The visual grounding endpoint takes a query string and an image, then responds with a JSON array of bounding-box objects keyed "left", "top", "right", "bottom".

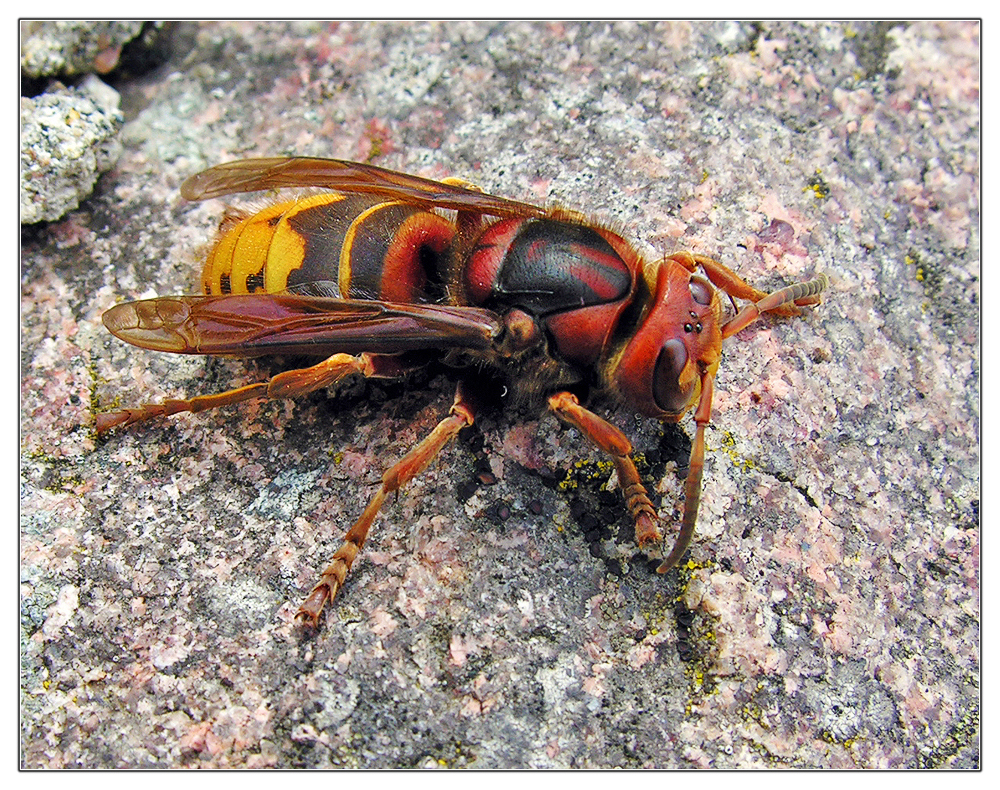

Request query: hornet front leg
[{"left": 548, "top": 375, "right": 714, "bottom": 574}]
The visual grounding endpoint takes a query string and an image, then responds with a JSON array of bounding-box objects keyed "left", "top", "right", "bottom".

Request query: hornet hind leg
[
  {"left": 296, "top": 384, "right": 477, "bottom": 626},
  {"left": 94, "top": 352, "right": 397, "bottom": 433}
]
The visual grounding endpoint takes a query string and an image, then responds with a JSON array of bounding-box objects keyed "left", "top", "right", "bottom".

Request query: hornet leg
[
  {"left": 548, "top": 373, "right": 716, "bottom": 574},
  {"left": 95, "top": 352, "right": 391, "bottom": 433},
  {"left": 548, "top": 392, "right": 662, "bottom": 547},
  {"left": 296, "top": 384, "right": 477, "bottom": 626}
]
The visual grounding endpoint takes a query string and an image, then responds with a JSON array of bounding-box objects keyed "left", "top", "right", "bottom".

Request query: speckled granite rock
[
  {"left": 20, "top": 20, "right": 144, "bottom": 77},
  {"left": 20, "top": 75, "right": 124, "bottom": 224}
]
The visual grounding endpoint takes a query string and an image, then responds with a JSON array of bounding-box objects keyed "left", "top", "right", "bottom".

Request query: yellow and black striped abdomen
[{"left": 202, "top": 193, "right": 456, "bottom": 305}]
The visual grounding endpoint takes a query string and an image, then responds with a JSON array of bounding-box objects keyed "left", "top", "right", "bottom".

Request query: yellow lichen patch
[
  {"left": 717, "top": 431, "right": 755, "bottom": 473},
  {"left": 557, "top": 457, "right": 615, "bottom": 491}
]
